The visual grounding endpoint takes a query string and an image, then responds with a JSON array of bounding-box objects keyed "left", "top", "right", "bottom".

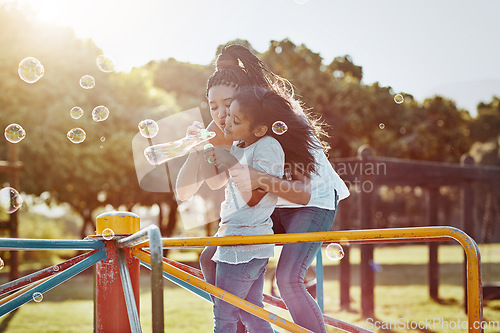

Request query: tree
[
  {"left": 470, "top": 96, "right": 500, "bottom": 143},
  {"left": 0, "top": 4, "right": 182, "bottom": 237}
]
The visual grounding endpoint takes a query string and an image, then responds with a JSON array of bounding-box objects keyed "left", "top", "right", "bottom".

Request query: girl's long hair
[{"left": 233, "top": 86, "right": 321, "bottom": 177}]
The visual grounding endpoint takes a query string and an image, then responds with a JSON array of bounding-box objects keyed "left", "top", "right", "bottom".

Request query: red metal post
[{"left": 95, "top": 212, "right": 141, "bottom": 333}]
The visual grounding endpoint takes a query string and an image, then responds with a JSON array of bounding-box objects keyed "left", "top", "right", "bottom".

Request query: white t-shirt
[
  {"left": 212, "top": 136, "right": 285, "bottom": 264},
  {"left": 277, "top": 147, "right": 350, "bottom": 209}
]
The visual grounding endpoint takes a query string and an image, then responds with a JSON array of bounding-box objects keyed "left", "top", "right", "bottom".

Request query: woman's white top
[{"left": 276, "top": 146, "right": 350, "bottom": 209}]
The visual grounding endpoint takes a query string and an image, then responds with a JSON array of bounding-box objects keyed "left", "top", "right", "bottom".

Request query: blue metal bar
[
  {"left": 0, "top": 238, "right": 104, "bottom": 250},
  {"left": 0, "top": 250, "right": 97, "bottom": 295},
  {"left": 148, "top": 226, "right": 164, "bottom": 333},
  {"left": 0, "top": 250, "right": 106, "bottom": 317},
  {"left": 315, "top": 250, "right": 324, "bottom": 313},
  {"left": 116, "top": 248, "right": 142, "bottom": 333}
]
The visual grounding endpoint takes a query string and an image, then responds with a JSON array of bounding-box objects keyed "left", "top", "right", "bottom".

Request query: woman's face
[{"left": 207, "top": 85, "right": 237, "bottom": 131}]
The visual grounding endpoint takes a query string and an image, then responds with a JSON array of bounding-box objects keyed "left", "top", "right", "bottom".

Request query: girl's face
[
  {"left": 224, "top": 100, "right": 261, "bottom": 146},
  {"left": 207, "top": 85, "right": 237, "bottom": 131}
]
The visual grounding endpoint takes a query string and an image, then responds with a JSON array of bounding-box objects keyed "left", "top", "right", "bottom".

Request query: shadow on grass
[
  {"left": 432, "top": 297, "right": 459, "bottom": 306},
  {"left": 0, "top": 309, "right": 18, "bottom": 333}
]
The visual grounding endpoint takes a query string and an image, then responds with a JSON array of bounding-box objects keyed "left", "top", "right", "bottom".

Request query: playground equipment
[
  {"left": 334, "top": 146, "right": 500, "bottom": 315},
  {"left": 0, "top": 211, "right": 484, "bottom": 332}
]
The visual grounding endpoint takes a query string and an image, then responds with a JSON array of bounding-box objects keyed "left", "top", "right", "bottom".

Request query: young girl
[{"left": 200, "top": 85, "right": 319, "bottom": 332}]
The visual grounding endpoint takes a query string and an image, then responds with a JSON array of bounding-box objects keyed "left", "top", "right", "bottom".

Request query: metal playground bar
[{"left": 0, "top": 212, "right": 483, "bottom": 332}]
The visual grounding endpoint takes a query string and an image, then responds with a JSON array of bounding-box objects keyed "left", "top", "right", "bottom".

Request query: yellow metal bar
[
  {"left": 131, "top": 248, "right": 312, "bottom": 333},
  {"left": 134, "top": 226, "right": 482, "bottom": 333}
]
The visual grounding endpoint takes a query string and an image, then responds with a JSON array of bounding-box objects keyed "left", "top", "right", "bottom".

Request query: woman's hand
[
  {"left": 203, "top": 146, "right": 237, "bottom": 168},
  {"left": 229, "top": 165, "right": 263, "bottom": 192}
]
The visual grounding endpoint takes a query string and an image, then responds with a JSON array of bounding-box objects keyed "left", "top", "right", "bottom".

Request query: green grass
[{"left": 0, "top": 244, "right": 499, "bottom": 332}]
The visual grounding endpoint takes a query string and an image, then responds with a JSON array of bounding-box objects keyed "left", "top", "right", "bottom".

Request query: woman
[{"left": 176, "top": 44, "right": 349, "bottom": 333}]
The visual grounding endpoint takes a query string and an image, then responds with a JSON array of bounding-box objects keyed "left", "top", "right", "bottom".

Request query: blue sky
[{"left": 7, "top": 0, "right": 500, "bottom": 116}]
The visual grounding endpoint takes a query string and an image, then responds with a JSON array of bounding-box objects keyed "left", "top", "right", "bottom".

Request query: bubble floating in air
[
  {"left": 4, "top": 124, "right": 26, "bottom": 143},
  {"left": 32, "top": 292, "right": 43, "bottom": 303},
  {"left": 272, "top": 121, "right": 288, "bottom": 135},
  {"left": 138, "top": 119, "right": 159, "bottom": 138},
  {"left": 204, "top": 143, "right": 214, "bottom": 150},
  {"left": 379, "top": 123, "right": 385, "bottom": 130},
  {"left": 325, "top": 243, "right": 344, "bottom": 261},
  {"left": 394, "top": 93, "right": 404, "bottom": 104},
  {"left": 102, "top": 228, "right": 115, "bottom": 240},
  {"left": 18, "top": 57, "right": 44, "bottom": 83},
  {"left": 80, "top": 75, "right": 95, "bottom": 89},
  {"left": 96, "top": 55, "right": 115, "bottom": 73},
  {"left": 92, "top": 106, "right": 109, "bottom": 122},
  {"left": 369, "top": 260, "right": 383, "bottom": 272},
  {"left": 0, "top": 187, "right": 23, "bottom": 214},
  {"left": 0, "top": 258, "right": 3, "bottom": 271},
  {"left": 70, "top": 106, "right": 84, "bottom": 119},
  {"left": 67, "top": 128, "right": 86, "bottom": 144},
  {"left": 100, "top": 136, "right": 106, "bottom": 142},
  {"left": 53, "top": 265, "right": 60, "bottom": 272}
]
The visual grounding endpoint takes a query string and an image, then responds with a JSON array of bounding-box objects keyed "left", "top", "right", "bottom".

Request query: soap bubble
[
  {"left": 80, "top": 75, "right": 95, "bottom": 89},
  {"left": 67, "top": 128, "right": 86, "bottom": 144},
  {"left": 4, "top": 124, "right": 26, "bottom": 143},
  {"left": 32, "top": 292, "right": 43, "bottom": 302},
  {"left": 0, "top": 258, "right": 3, "bottom": 270},
  {"left": 272, "top": 121, "right": 288, "bottom": 135},
  {"left": 96, "top": 55, "right": 115, "bottom": 73},
  {"left": 100, "top": 136, "right": 106, "bottom": 142},
  {"left": 102, "top": 228, "right": 115, "bottom": 240},
  {"left": 0, "top": 187, "right": 23, "bottom": 214},
  {"left": 394, "top": 94, "right": 404, "bottom": 104},
  {"left": 138, "top": 119, "right": 159, "bottom": 138},
  {"left": 207, "top": 156, "right": 215, "bottom": 164},
  {"left": 53, "top": 265, "right": 60, "bottom": 272},
  {"left": 70, "top": 106, "right": 84, "bottom": 119},
  {"left": 204, "top": 143, "right": 214, "bottom": 149},
  {"left": 379, "top": 123, "right": 385, "bottom": 130},
  {"left": 18, "top": 57, "right": 44, "bottom": 83},
  {"left": 325, "top": 243, "right": 344, "bottom": 261},
  {"left": 92, "top": 106, "right": 109, "bottom": 122},
  {"left": 369, "top": 260, "right": 383, "bottom": 272}
]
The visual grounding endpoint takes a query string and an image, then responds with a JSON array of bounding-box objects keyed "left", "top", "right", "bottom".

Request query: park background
[{"left": 0, "top": 0, "right": 499, "bottom": 332}]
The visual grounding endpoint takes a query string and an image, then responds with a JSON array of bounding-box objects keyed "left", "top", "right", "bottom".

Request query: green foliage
[
  {"left": 471, "top": 96, "right": 500, "bottom": 143},
  {"left": 146, "top": 58, "right": 212, "bottom": 123},
  {"left": 0, "top": 4, "right": 181, "bottom": 227},
  {"left": 259, "top": 39, "right": 475, "bottom": 161}
]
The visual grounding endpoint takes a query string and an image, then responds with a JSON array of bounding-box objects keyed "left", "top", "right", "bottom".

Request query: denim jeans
[
  {"left": 272, "top": 206, "right": 336, "bottom": 333},
  {"left": 200, "top": 247, "right": 273, "bottom": 333}
]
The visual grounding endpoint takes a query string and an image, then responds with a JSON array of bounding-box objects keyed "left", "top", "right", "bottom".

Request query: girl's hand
[
  {"left": 203, "top": 146, "right": 235, "bottom": 168},
  {"left": 186, "top": 121, "right": 205, "bottom": 152},
  {"left": 228, "top": 165, "right": 263, "bottom": 192}
]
